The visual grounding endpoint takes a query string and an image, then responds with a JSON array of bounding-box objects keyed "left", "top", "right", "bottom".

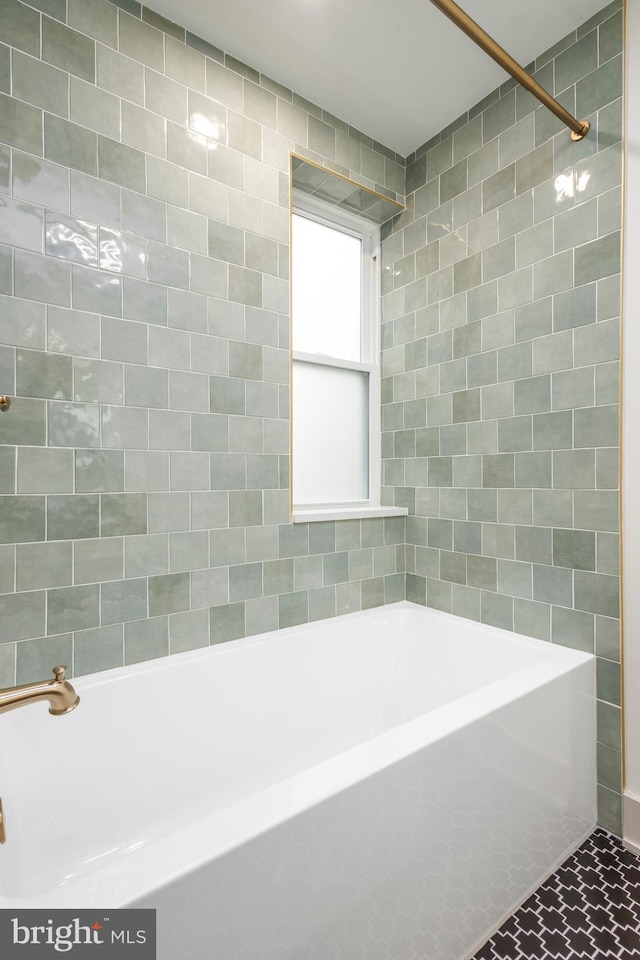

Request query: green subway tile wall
[
  {"left": 383, "top": 0, "right": 622, "bottom": 833},
  {"left": 0, "top": 0, "right": 624, "bottom": 834},
  {"left": 0, "top": 0, "right": 407, "bottom": 689}
]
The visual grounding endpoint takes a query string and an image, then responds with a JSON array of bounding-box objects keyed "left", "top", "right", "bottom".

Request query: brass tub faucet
[
  {"left": 0, "top": 666, "right": 79, "bottom": 843},
  {"left": 0, "top": 666, "right": 80, "bottom": 716}
]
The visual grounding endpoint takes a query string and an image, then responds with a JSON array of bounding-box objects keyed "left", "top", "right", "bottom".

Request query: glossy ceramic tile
[{"left": 382, "top": 3, "right": 622, "bottom": 831}]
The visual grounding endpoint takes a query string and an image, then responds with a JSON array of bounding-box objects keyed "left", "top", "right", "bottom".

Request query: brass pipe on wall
[{"left": 429, "top": 0, "right": 590, "bottom": 140}]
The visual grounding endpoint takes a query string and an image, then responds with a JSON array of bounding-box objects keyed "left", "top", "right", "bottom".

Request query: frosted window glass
[
  {"left": 293, "top": 362, "right": 369, "bottom": 503},
  {"left": 292, "top": 214, "right": 362, "bottom": 362}
]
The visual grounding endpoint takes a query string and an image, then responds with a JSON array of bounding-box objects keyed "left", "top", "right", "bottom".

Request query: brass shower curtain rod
[{"left": 428, "top": 0, "right": 590, "bottom": 140}]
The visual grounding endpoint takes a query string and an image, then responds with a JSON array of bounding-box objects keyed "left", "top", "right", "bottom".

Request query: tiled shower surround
[
  {"left": 0, "top": 0, "right": 406, "bottom": 686},
  {"left": 381, "top": 1, "right": 623, "bottom": 833},
  {"left": 0, "top": 0, "right": 623, "bottom": 832}
]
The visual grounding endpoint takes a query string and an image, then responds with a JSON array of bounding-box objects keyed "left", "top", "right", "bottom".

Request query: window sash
[
  {"left": 292, "top": 358, "right": 371, "bottom": 505},
  {"left": 291, "top": 194, "right": 381, "bottom": 513},
  {"left": 291, "top": 213, "right": 363, "bottom": 363},
  {"left": 292, "top": 191, "right": 379, "bottom": 370}
]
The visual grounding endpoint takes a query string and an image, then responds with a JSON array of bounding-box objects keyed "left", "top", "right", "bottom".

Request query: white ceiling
[{"left": 147, "top": 0, "right": 611, "bottom": 157}]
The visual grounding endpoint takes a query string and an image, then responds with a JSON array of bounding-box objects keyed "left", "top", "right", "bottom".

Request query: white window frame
[{"left": 291, "top": 191, "right": 406, "bottom": 523}]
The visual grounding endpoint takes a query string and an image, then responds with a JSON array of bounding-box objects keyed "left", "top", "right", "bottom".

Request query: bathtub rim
[{"left": 70, "top": 599, "right": 591, "bottom": 691}]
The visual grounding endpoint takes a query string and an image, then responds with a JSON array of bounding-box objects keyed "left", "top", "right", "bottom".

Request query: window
[{"left": 292, "top": 192, "right": 397, "bottom": 522}]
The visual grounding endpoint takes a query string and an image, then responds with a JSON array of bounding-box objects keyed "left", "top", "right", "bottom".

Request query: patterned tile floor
[{"left": 473, "top": 829, "right": 640, "bottom": 959}]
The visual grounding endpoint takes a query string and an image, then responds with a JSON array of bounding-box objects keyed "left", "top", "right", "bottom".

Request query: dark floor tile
[{"left": 473, "top": 830, "right": 640, "bottom": 959}]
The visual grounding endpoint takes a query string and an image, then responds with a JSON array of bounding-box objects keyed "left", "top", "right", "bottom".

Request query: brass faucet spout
[{"left": 0, "top": 665, "right": 80, "bottom": 716}]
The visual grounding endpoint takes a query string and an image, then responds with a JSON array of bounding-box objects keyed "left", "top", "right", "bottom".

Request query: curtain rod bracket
[{"left": 571, "top": 120, "right": 591, "bottom": 141}]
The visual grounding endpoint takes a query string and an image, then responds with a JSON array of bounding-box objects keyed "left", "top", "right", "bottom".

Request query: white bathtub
[{"left": 0, "top": 601, "right": 595, "bottom": 959}]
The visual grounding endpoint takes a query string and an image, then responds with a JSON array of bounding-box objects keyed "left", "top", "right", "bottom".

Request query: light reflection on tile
[
  {"left": 48, "top": 400, "right": 100, "bottom": 448},
  {"left": 188, "top": 91, "right": 226, "bottom": 146},
  {"left": 74, "top": 356, "right": 124, "bottom": 404},
  {"left": 47, "top": 305, "right": 100, "bottom": 358},
  {"left": 0, "top": 196, "right": 44, "bottom": 252},
  {"left": 13, "top": 152, "right": 70, "bottom": 212},
  {"left": 99, "top": 226, "right": 147, "bottom": 278},
  {"left": 15, "top": 250, "right": 71, "bottom": 307},
  {"left": 45, "top": 212, "right": 98, "bottom": 266},
  {"left": 72, "top": 264, "right": 122, "bottom": 316}
]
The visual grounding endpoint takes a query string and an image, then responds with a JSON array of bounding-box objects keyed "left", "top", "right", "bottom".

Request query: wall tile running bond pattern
[
  {"left": 0, "top": 0, "right": 406, "bottom": 686},
  {"left": 381, "top": 0, "right": 623, "bottom": 833},
  {"left": 0, "top": 0, "right": 623, "bottom": 832}
]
